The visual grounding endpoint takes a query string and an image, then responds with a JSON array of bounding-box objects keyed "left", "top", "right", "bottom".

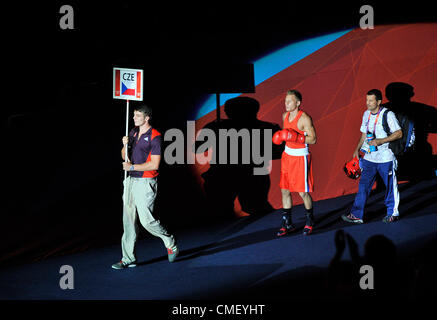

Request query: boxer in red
[{"left": 272, "top": 90, "right": 317, "bottom": 236}]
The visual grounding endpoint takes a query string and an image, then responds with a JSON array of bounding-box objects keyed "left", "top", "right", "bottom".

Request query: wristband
[{"left": 129, "top": 165, "right": 135, "bottom": 171}]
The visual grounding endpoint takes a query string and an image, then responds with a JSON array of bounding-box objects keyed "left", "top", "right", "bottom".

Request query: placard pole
[
  {"left": 124, "top": 99, "right": 130, "bottom": 180},
  {"left": 123, "top": 99, "right": 130, "bottom": 207}
]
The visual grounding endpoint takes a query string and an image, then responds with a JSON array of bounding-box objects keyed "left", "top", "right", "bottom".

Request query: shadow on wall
[
  {"left": 194, "top": 96, "right": 283, "bottom": 220},
  {"left": 382, "top": 82, "right": 437, "bottom": 182}
]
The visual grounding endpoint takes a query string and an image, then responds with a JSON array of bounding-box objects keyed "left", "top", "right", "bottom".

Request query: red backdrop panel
[{"left": 192, "top": 24, "right": 437, "bottom": 215}]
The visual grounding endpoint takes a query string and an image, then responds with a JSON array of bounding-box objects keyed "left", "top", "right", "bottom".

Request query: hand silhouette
[
  {"left": 335, "top": 229, "right": 346, "bottom": 254},
  {"left": 346, "top": 233, "right": 361, "bottom": 263}
]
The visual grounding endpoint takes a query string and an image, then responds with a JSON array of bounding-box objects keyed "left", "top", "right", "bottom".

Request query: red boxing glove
[
  {"left": 279, "top": 129, "right": 306, "bottom": 144},
  {"left": 272, "top": 130, "right": 283, "bottom": 145}
]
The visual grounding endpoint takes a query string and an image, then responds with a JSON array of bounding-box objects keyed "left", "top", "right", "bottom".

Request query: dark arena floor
[{"left": 2, "top": 179, "right": 436, "bottom": 305}]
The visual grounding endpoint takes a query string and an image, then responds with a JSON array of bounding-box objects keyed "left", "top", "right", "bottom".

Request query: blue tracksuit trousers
[{"left": 351, "top": 158, "right": 400, "bottom": 219}]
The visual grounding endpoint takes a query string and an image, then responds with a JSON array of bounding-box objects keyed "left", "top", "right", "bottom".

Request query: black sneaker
[
  {"left": 382, "top": 215, "right": 399, "bottom": 223},
  {"left": 111, "top": 260, "right": 137, "bottom": 269},
  {"left": 277, "top": 215, "right": 295, "bottom": 236},
  {"left": 303, "top": 225, "right": 314, "bottom": 236},
  {"left": 341, "top": 213, "right": 364, "bottom": 224},
  {"left": 303, "top": 213, "right": 315, "bottom": 235},
  {"left": 277, "top": 224, "right": 296, "bottom": 236}
]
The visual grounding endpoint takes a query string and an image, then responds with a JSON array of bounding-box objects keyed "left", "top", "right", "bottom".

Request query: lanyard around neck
[{"left": 366, "top": 107, "right": 383, "bottom": 134}]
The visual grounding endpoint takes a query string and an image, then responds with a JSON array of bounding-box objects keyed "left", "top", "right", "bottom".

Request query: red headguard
[{"left": 344, "top": 156, "right": 361, "bottom": 179}]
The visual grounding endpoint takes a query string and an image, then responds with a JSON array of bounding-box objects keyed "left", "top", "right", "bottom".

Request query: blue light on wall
[{"left": 195, "top": 29, "right": 353, "bottom": 120}]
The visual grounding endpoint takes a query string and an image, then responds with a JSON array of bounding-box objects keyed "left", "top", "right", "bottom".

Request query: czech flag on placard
[
  {"left": 113, "top": 68, "right": 143, "bottom": 101},
  {"left": 122, "top": 81, "right": 135, "bottom": 96}
]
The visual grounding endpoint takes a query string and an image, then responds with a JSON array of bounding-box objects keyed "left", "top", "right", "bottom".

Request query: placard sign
[{"left": 113, "top": 67, "right": 143, "bottom": 101}]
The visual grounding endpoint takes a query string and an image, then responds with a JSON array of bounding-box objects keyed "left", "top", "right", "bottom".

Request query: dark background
[{"left": 2, "top": 1, "right": 436, "bottom": 266}]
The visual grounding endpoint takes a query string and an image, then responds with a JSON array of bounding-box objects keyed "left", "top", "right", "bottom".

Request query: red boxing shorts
[{"left": 279, "top": 151, "right": 314, "bottom": 193}]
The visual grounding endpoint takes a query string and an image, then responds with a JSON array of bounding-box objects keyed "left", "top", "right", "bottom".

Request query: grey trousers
[{"left": 121, "top": 176, "right": 176, "bottom": 264}]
